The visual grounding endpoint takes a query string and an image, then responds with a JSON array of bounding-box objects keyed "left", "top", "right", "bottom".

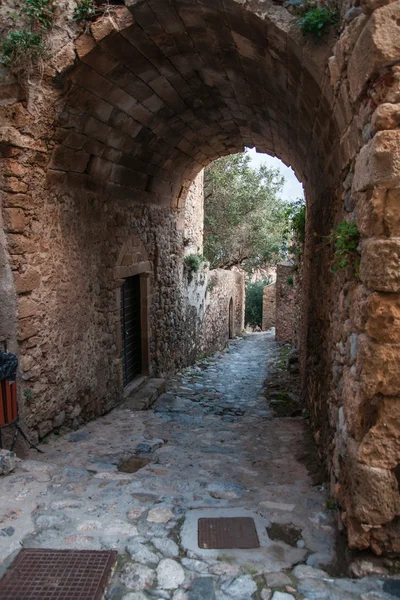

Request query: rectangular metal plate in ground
[
  {"left": 0, "top": 549, "right": 117, "bottom": 600},
  {"left": 198, "top": 517, "right": 260, "bottom": 549}
]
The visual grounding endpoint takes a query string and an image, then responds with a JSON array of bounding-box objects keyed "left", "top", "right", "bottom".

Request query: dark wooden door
[
  {"left": 120, "top": 275, "right": 142, "bottom": 386},
  {"left": 229, "top": 298, "right": 234, "bottom": 339}
]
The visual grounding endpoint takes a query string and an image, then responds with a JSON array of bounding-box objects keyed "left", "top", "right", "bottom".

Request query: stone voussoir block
[
  {"left": 110, "top": 164, "right": 148, "bottom": 189},
  {"left": 360, "top": 238, "right": 400, "bottom": 292},
  {"left": 49, "top": 145, "right": 90, "bottom": 173},
  {"left": 91, "top": 7, "right": 134, "bottom": 43}
]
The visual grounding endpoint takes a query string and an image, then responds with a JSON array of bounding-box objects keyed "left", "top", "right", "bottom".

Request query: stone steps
[{"left": 123, "top": 378, "right": 166, "bottom": 411}]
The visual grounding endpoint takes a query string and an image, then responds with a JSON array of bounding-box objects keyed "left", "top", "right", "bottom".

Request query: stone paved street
[{"left": 0, "top": 333, "right": 398, "bottom": 599}]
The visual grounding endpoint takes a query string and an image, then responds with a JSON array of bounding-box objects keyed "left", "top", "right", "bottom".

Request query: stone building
[
  {"left": 1, "top": 0, "right": 400, "bottom": 554},
  {"left": 262, "top": 283, "right": 276, "bottom": 331},
  {"left": 275, "top": 262, "right": 296, "bottom": 343}
]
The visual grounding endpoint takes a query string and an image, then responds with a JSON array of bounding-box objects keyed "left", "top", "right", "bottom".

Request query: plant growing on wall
[
  {"left": 184, "top": 254, "right": 205, "bottom": 281},
  {"left": 73, "top": 0, "right": 96, "bottom": 20},
  {"left": 329, "top": 220, "right": 359, "bottom": 275},
  {"left": 22, "top": 0, "right": 54, "bottom": 30},
  {"left": 1, "top": 31, "right": 47, "bottom": 68},
  {"left": 287, "top": 275, "right": 294, "bottom": 286},
  {"left": 298, "top": 7, "right": 338, "bottom": 40},
  {"left": 284, "top": 199, "right": 306, "bottom": 246},
  {"left": 0, "top": 0, "right": 53, "bottom": 76}
]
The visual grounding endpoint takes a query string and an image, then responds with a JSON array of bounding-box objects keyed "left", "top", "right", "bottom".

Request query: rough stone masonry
[{"left": 0, "top": 0, "right": 400, "bottom": 554}]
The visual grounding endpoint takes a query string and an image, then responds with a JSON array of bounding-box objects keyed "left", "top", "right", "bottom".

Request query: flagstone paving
[{"left": 0, "top": 332, "right": 398, "bottom": 599}]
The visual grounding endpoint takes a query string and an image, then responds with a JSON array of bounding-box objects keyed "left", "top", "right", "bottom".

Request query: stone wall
[
  {"left": 262, "top": 283, "right": 276, "bottom": 331},
  {"left": 275, "top": 264, "right": 295, "bottom": 343},
  {"left": 184, "top": 266, "right": 245, "bottom": 362},
  {"left": 184, "top": 172, "right": 204, "bottom": 255},
  {"left": 292, "top": 253, "right": 304, "bottom": 351},
  {"left": 0, "top": 147, "right": 243, "bottom": 439},
  {"left": 303, "top": 1, "right": 400, "bottom": 554}
]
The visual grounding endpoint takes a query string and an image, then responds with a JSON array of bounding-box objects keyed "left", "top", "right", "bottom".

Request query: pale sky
[{"left": 246, "top": 147, "right": 304, "bottom": 203}]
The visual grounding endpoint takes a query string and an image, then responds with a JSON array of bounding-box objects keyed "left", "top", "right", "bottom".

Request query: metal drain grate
[
  {"left": 0, "top": 549, "right": 117, "bottom": 600},
  {"left": 198, "top": 517, "right": 260, "bottom": 549}
]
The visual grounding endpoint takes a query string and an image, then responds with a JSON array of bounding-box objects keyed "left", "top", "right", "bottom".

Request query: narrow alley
[{"left": 0, "top": 334, "right": 396, "bottom": 599}]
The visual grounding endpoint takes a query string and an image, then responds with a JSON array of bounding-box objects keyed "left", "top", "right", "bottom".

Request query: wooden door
[{"left": 120, "top": 276, "right": 142, "bottom": 386}]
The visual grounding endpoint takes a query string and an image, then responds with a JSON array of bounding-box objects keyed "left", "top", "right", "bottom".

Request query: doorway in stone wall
[
  {"left": 120, "top": 275, "right": 142, "bottom": 387},
  {"left": 229, "top": 298, "right": 234, "bottom": 339}
]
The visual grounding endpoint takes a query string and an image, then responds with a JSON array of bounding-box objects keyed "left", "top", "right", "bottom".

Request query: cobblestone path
[{"left": 0, "top": 333, "right": 397, "bottom": 599}]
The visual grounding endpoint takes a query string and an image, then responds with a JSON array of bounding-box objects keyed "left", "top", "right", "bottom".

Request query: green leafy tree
[
  {"left": 203, "top": 152, "right": 289, "bottom": 273},
  {"left": 245, "top": 278, "right": 272, "bottom": 329}
]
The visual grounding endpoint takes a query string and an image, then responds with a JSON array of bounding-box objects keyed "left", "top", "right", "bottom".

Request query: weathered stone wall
[
  {"left": 184, "top": 266, "right": 245, "bottom": 361},
  {"left": 292, "top": 253, "right": 303, "bottom": 351},
  {"left": 184, "top": 172, "right": 204, "bottom": 255},
  {"left": 301, "top": 0, "right": 400, "bottom": 554},
  {"left": 262, "top": 283, "right": 276, "bottom": 331},
  {"left": 0, "top": 154, "right": 242, "bottom": 439},
  {"left": 0, "top": 0, "right": 399, "bottom": 553},
  {"left": 275, "top": 264, "right": 295, "bottom": 343}
]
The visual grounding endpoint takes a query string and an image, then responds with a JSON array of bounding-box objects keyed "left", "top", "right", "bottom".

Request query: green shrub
[
  {"left": 284, "top": 199, "right": 306, "bottom": 246},
  {"left": 330, "top": 220, "right": 359, "bottom": 274},
  {"left": 22, "top": 0, "right": 54, "bottom": 29},
  {"left": 184, "top": 254, "right": 204, "bottom": 274},
  {"left": 23, "top": 389, "right": 33, "bottom": 402},
  {"left": 292, "top": 204, "right": 306, "bottom": 244},
  {"left": 1, "top": 0, "right": 53, "bottom": 71},
  {"left": 298, "top": 7, "right": 338, "bottom": 40},
  {"left": 1, "top": 30, "right": 48, "bottom": 68},
  {"left": 287, "top": 275, "right": 294, "bottom": 286},
  {"left": 245, "top": 278, "right": 271, "bottom": 329},
  {"left": 73, "top": 0, "right": 96, "bottom": 20}
]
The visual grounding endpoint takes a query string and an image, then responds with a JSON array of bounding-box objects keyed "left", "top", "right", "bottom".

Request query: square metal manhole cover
[
  {"left": 0, "top": 549, "right": 117, "bottom": 600},
  {"left": 198, "top": 517, "right": 260, "bottom": 549}
]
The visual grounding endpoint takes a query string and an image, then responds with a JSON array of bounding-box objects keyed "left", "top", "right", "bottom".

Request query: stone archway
[{"left": 0, "top": 0, "right": 399, "bottom": 554}]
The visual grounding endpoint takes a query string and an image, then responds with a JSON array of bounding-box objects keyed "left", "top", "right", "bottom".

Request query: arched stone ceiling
[{"left": 51, "top": 0, "right": 338, "bottom": 207}]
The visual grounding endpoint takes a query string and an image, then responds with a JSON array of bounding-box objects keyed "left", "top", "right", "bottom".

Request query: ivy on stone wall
[{"left": 0, "top": 0, "right": 53, "bottom": 75}]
